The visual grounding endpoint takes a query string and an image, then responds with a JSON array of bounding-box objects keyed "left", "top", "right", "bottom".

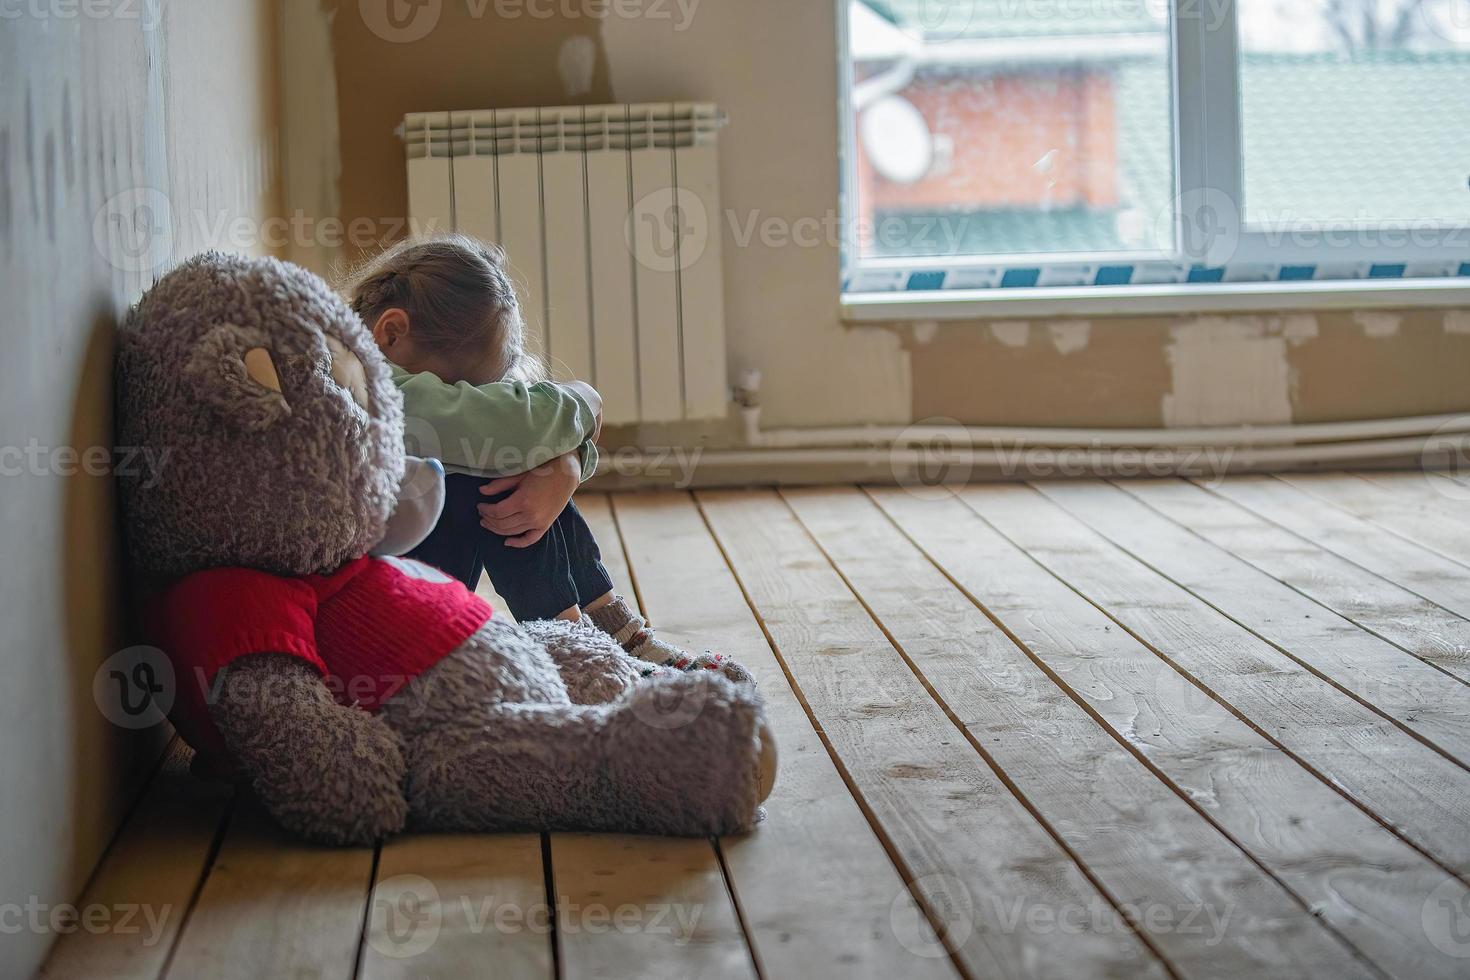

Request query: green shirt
[{"left": 391, "top": 365, "right": 599, "bottom": 481}]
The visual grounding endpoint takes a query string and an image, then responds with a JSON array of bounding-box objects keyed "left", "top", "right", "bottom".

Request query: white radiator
[{"left": 402, "top": 103, "right": 729, "bottom": 425}]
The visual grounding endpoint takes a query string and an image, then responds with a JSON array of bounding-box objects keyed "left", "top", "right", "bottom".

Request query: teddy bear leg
[
  {"left": 380, "top": 658, "right": 776, "bottom": 836},
  {"left": 208, "top": 654, "right": 410, "bottom": 846},
  {"left": 518, "top": 616, "right": 648, "bottom": 704}
]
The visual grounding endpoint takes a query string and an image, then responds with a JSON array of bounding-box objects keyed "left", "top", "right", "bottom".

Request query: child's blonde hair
[{"left": 341, "top": 234, "right": 542, "bottom": 382}]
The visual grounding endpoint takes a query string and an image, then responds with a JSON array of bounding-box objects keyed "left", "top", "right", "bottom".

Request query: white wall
[{"left": 0, "top": 3, "right": 279, "bottom": 976}]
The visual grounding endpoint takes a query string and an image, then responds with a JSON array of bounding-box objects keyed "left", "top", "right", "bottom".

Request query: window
[{"left": 841, "top": 0, "right": 1470, "bottom": 300}]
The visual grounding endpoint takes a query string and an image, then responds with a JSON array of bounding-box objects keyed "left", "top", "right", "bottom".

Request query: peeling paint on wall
[
  {"left": 558, "top": 36, "right": 598, "bottom": 97},
  {"left": 1281, "top": 314, "right": 1319, "bottom": 346},
  {"left": 910, "top": 319, "right": 939, "bottom": 345},
  {"left": 1162, "top": 319, "right": 1293, "bottom": 427},
  {"left": 1353, "top": 311, "right": 1403, "bottom": 338},
  {"left": 990, "top": 321, "right": 1031, "bottom": 347},
  {"left": 1048, "top": 320, "right": 1091, "bottom": 355}
]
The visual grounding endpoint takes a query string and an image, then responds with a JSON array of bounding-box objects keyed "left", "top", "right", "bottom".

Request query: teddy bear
[{"left": 113, "top": 251, "right": 776, "bottom": 846}]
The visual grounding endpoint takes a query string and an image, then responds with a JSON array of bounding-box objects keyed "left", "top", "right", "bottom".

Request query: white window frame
[{"left": 838, "top": 0, "right": 1470, "bottom": 319}]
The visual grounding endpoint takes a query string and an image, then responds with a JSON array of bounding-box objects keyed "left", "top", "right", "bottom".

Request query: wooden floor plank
[
  {"left": 697, "top": 489, "right": 1168, "bottom": 980},
  {"left": 1040, "top": 480, "right": 1470, "bottom": 765},
  {"left": 163, "top": 802, "right": 376, "bottom": 980},
  {"left": 360, "top": 834, "right": 551, "bottom": 979},
  {"left": 550, "top": 493, "right": 756, "bottom": 980},
  {"left": 40, "top": 742, "right": 230, "bottom": 980},
  {"left": 612, "top": 491, "right": 961, "bottom": 980},
  {"left": 1281, "top": 473, "right": 1470, "bottom": 569},
  {"left": 1151, "top": 478, "right": 1470, "bottom": 685},
  {"left": 956, "top": 483, "right": 1470, "bottom": 878},
  {"left": 551, "top": 835, "right": 756, "bottom": 980},
  {"left": 1201, "top": 475, "right": 1470, "bottom": 626},
  {"left": 785, "top": 487, "right": 1373, "bottom": 980},
  {"left": 1355, "top": 470, "right": 1470, "bottom": 511},
  {"left": 872, "top": 486, "right": 1470, "bottom": 980}
]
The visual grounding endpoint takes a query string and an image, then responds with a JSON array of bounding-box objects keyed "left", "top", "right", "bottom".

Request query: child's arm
[{"left": 393, "top": 367, "right": 600, "bottom": 479}]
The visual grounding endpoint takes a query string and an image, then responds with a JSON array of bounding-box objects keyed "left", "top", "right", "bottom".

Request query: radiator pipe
[
  {"left": 610, "top": 435, "right": 1449, "bottom": 474},
  {"left": 730, "top": 368, "right": 1469, "bottom": 451},
  {"left": 709, "top": 369, "right": 1466, "bottom": 472},
  {"left": 740, "top": 410, "right": 1470, "bottom": 451}
]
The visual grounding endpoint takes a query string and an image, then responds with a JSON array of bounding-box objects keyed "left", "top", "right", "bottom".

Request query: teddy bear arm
[{"left": 208, "top": 653, "right": 409, "bottom": 845}]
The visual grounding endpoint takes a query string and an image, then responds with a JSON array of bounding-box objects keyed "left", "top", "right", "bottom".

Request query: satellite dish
[{"left": 861, "top": 95, "right": 934, "bottom": 185}]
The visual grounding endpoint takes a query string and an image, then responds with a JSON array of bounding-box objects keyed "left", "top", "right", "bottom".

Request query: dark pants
[{"left": 408, "top": 473, "right": 615, "bottom": 622}]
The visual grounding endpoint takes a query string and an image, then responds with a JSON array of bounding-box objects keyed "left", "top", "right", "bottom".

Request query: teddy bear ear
[{"left": 185, "top": 323, "right": 292, "bottom": 432}]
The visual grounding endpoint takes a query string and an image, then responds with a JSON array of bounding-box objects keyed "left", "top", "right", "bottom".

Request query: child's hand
[{"left": 477, "top": 452, "right": 583, "bottom": 547}]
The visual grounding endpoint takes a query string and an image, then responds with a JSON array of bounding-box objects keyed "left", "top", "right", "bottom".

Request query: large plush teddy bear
[{"left": 114, "top": 251, "right": 775, "bottom": 845}]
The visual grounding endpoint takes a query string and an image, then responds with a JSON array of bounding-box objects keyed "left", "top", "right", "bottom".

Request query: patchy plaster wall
[
  {"left": 1, "top": 3, "right": 280, "bottom": 974},
  {"left": 1291, "top": 310, "right": 1470, "bottom": 422},
  {"left": 904, "top": 317, "right": 1171, "bottom": 428},
  {"left": 317, "top": 0, "right": 1464, "bottom": 441},
  {"left": 904, "top": 309, "right": 1470, "bottom": 429}
]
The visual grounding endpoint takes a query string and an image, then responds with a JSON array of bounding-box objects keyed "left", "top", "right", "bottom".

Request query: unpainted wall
[
  {"left": 903, "top": 310, "right": 1470, "bottom": 428},
  {"left": 0, "top": 2, "right": 280, "bottom": 975},
  {"left": 315, "top": 0, "right": 1466, "bottom": 437}
]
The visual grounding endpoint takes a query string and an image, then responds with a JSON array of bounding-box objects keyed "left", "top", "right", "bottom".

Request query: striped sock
[{"left": 587, "top": 596, "right": 754, "bottom": 683}]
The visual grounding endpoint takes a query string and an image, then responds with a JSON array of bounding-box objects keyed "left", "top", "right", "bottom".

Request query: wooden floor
[{"left": 42, "top": 472, "right": 1470, "bottom": 980}]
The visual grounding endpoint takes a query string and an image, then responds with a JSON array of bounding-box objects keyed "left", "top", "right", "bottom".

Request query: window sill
[{"left": 841, "top": 278, "right": 1470, "bottom": 323}]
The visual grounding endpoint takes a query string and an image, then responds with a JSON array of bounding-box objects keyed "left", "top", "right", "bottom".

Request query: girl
[{"left": 342, "top": 235, "right": 750, "bottom": 682}]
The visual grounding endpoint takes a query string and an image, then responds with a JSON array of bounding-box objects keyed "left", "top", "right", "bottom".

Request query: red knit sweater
[{"left": 142, "top": 555, "right": 493, "bottom": 771}]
